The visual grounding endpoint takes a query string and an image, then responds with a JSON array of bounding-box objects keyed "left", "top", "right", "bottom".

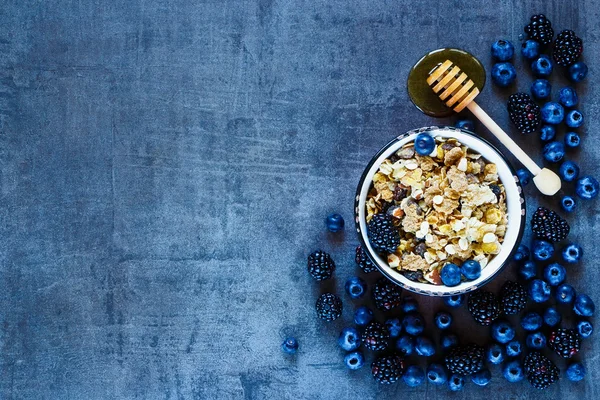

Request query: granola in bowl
[{"left": 365, "top": 136, "right": 508, "bottom": 286}]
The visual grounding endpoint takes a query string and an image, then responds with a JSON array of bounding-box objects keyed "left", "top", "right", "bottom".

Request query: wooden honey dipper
[{"left": 427, "top": 60, "right": 561, "bottom": 196}]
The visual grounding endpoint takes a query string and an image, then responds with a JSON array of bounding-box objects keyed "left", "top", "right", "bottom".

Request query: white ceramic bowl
[{"left": 354, "top": 126, "right": 525, "bottom": 296}]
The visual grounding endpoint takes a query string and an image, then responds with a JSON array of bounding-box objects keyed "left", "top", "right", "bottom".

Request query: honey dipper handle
[{"left": 467, "top": 101, "right": 540, "bottom": 175}]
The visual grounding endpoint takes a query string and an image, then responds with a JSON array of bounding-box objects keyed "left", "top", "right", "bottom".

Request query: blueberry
[
  {"left": 396, "top": 335, "right": 415, "bottom": 356},
  {"left": 539, "top": 125, "right": 556, "bottom": 142},
  {"left": 577, "top": 320, "right": 593, "bottom": 339},
  {"left": 385, "top": 318, "right": 402, "bottom": 338},
  {"left": 455, "top": 119, "right": 475, "bottom": 131},
  {"left": 505, "top": 340, "right": 522, "bottom": 358},
  {"left": 426, "top": 363, "right": 447, "bottom": 385},
  {"left": 532, "top": 239, "right": 554, "bottom": 261},
  {"left": 568, "top": 61, "right": 588, "bottom": 82},
  {"left": 491, "top": 62, "right": 517, "bottom": 87},
  {"left": 513, "top": 244, "right": 530, "bottom": 262},
  {"left": 281, "top": 337, "right": 299, "bottom": 354},
  {"left": 576, "top": 176, "right": 599, "bottom": 200},
  {"left": 531, "top": 54, "right": 553, "bottom": 77},
  {"left": 491, "top": 39, "right": 515, "bottom": 61},
  {"left": 415, "top": 336, "right": 436, "bottom": 357},
  {"left": 555, "top": 284, "right": 576, "bottom": 304},
  {"left": 492, "top": 319, "right": 516, "bottom": 344},
  {"left": 434, "top": 311, "right": 452, "bottom": 330},
  {"left": 354, "top": 306, "right": 374, "bottom": 326},
  {"left": 528, "top": 279, "right": 551, "bottom": 303},
  {"left": 441, "top": 263, "right": 461, "bottom": 286},
  {"left": 503, "top": 359, "right": 525, "bottom": 383},
  {"left": 486, "top": 343, "right": 505, "bottom": 365},
  {"left": 325, "top": 213, "right": 345, "bottom": 232},
  {"left": 526, "top": 331, "right": 546, "bottom": 349},
  {"left": 541, "top": 102, "right": 565, "bottom": 125},
  {"left": 415, "top": 133, "right": 436, "bottom": 156},
  {"left": 564, "top": 131, "right": 581, "bottom": 148},
  {"left": 345, "top": 276, "right": 366, "bottom": 299},
  {"left": 338, "top": 327, "right": 361, "bottom": 351},
  {"left": 530, "top": 79, "right": 551, "bottom": 99},
  {"left": 561, "top": 196, "right": 577, "bottom": 213},
  {"left": 566, "top": 110, "right": 584, "bottom": 128},
  {"left": 543, "top": 306, "right": 562, "bottom": 327},
  {"left": 574, "top": 294, "right": 595, "bottom": 317},
  {"left": 344, "top": 351, "right": 364, "bottom": 370},
  {"left": 521, "top": 312, "right": 543, "bottom": 331},
  {"left": 559, "top": 160, "right": 580, "bottom": 182},
  {"left": 519, "top": 260, "right": 537, "bottom": 281},
  {"left": 542, "top": 141, "right": 565, "bottom": 163},
  {"left": 440, "top": 333, "right": 459, "bottom": 349},
  {"left": 401, "top": 296, "right": 419, "bottom": 313},
  {"left": 543, "top": 263, "right": 566, "bottom": 286},
  {"left": 403, "top": 365, "right": 425, "bottom": 387},
  {"left": 402, "top": 312, "right": 425, "bottom": 336},
  {"left": 448, "top": 374, "right": 465, "bottom": 391},
  {"left": 559, "top": 87, "right": 579, "bottom": 108},
  {"left": 471, "top": 368, "right": 492, "bottom": 386},
  {"left": 521, "top": 40, "right": 540, "bottom": 59},
  {"left": 516, "top": 168, "right": 531, "bottom": 186},
  {"left": 461, "top": 260, "right": 481, "bottom": 280},
  {"left": 562, "top": 243, "right": 583, "bottom": 264},
  {"left": 566, "top": 362, "right": 586, "bottom": 382},
  {"left": 444, "top": 294, "right": 465, "bottom": 308}
]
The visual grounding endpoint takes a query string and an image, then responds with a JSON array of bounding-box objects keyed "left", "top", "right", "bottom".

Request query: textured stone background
[{"left": 0, "top": 0, "right": 598, "bottom": 399}]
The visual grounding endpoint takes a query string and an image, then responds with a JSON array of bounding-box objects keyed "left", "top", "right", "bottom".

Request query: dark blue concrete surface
[{"left": 1, "top": 1, "right": 598, "bottom": 399}]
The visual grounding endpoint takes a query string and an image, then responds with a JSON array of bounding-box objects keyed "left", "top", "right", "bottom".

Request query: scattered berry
[
  {"left": 345, "top": 276, "right": 366, "bottom": 299},
  {"left": 566, "top": 362, "right": 586, "bottom": 382},
  {"left": 445, "top": 344, "right": 484, "bottom": 375},
  {"left": 576, "top": 320, "right": 593, "bottom": 339},
  {"left": 372, "top": 278, "right": 402, "bottom": 311},
  {"left": 532, "top": 207, "right": 570, "bottom": 242},
  {"left": 521, "top": 39, "right": 540, "bottom": 59},
  {"left": 371, "top": 354, "right": 405, "bottom": 384},
  {"left": 492, "top": 320, "right": 516, "bottom": 344},
  {"left": 574, "top": 294, "right": 595, "bottom": 317},
  {"left": 441, "top": 263, "right": 461, "bottom": 286},
  {"left": 539, "top": 125, "right": 556, "bottom": 141},
  {"left": 531, "top": 54, "right": 553, "bottom": 77},
  {"left": 553, "top": 30, "right": 583, "bottom": 67},
  {"left": 532, "top": 239, "right": 554, "bottom": 261},
  {"left": 543, "top": 263, "right": 566, "bottom": 286},
  {"left": 566, "top": 109, "right": 584, "bottom": 128},
  {"left": 559, "top": 160, "right": 580, "bottom": 182},
  {"left": 440, "top": 333, "right": 459, "bottom": 349},
  {"left": 561, "top": 196, "right": 576, "bottom": 213},
  {"left": 491, "top": 62, "right": 517, "bottom": 87},
  {"left": 468, "top": 290, "right": 501, "bottom": 325},
  {"left": 491, "top": 39, "right": 515, "bottom": 61},
  {"left": 403, "top": 365, "right": 425, "bottom": 387},
  {"left": 514, "top": 244, "right": 530, "bottom": 262},
  {"left": 355, "top": 245, "right": 377, "bottom": 273},
  {"left": 396, "top": 335, "right": 415, "bottom": 356},
  {"left": 455, "top": 119, "right": 475, "bottom": 131},
  {"left": 562, "top": 243, "right": 582, "bottom": 264},
  {"left": 568, "top": 61, "right": 588, "bottom": 82},
  {"left": 555, "top": 284, "right": 576, "bottom": 304},
  {"left": 316, "top": 293, "right": 343, "bottom": 321},
  {"left": 385, "top": 318, "right": 402, "bottom": 338},
  {"left": 281, "top": 337, "right": 299, "bottom": 354},
  {"left": 415, "top": 336, "right": 436, "bottom": 357},
  {"left": 529, "top": 279, "right": 551, "bottom": 303},
  {"left": 414, "top": 133, "right": 436, "bottom": 156},
  {"left": 548, "top": 328, "right": 581, "bottom": 358},
  {"left": 564, "top": 131, "right": 580, "bottom": 148},
  {"left": 344, "top": 351, "right": 364, "bottom": 370},
  {"left": 521, "top": 312, "right": 543, "bottom": 331},
  {"left": 326, "top": 213, "right": 345, "bottom": 232},
  {"left": 519, "top": 260, "right": 537, "bottom": 281},
  {"left": 526, "top": 331, "right": 547, "bottom": 349},
  {"left": 524, "top": 351, "right": 559, "bottom": 389},
  {"left": 307, "top": 250, "right": 336, "bottom": 281},
  {"left": 542, "top": 141, "right": 565, "bottom": 163},
  {"left": 543, "top": 306, "right": 562, "bottom": 327},
  {"left": 444, "top": 294, "right": 465, "bottom": 308},
  {"left": 559, "top": 87, "right": 578, "bottom": 108},
  {"left": 338, "top": 327, "right": 362, "bottom": 351},
  {"left": 354, "top": 306, "right": 374, "bottom": 326},
  {"left": 503, "top": 359, "right": 525, "bottom": 383},
  {"left": 516, "top": 168, "right": 531, "bottom": 186},
  {"left": 363, "top": 321, "right": 389, "bottom": 351},
  {"left": 530, "top": 79, "right": 551, "bottom": 100},
  {"left": 500, "top": 281, "right": 527, "bottom": 314},
  {"left": 401, "top": 296, "right": 419, "bottom": 313},
  {"left": 576, "top": 175, "right": 599, "bottom": 199},
  {"left": 435, "top": 311, "right": 452, "bottom": 330},
  {"left": 426, "top": 363, "right": 447, "bottom": 385},
  {"left": 448, "top": 374, "right": 465, "bottom": 391},
  {"left": 471, "top": 368, "right": 492, "bottom": 386},
  {"left": 505, "top": 340, "right": 522, "bottom": 358},
  {"left": 524, "top": 14, "right": 554, "bottom": 46},
  {"left": 402, "top": 312, "right": 425, "bottom": 336},
  {"left": 486, "top": 343, "right": 505, "bottom": 365},
  {"left": 507, "top": 93, "right": 541, "bottom": 134},
  {"left": 541, "top": 102, "right": 564, "bottom": 124}
]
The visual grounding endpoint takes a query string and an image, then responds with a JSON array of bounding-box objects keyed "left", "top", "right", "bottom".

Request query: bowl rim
[{"left": 354, "top": 126, "right": 526, "bottom": 296}]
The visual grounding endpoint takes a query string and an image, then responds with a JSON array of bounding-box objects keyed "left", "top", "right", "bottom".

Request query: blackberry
[
  {"left": 531, "top": 207, "right": 570, "bottom": 242},
  {"left": 445, "top": 344, "right": 484, "bottom": 375},
  {"left": 507, "top": 93, "right": 541, "bottom": 134},
  {"left": 371, "top": 354, "right": 405, "bottom": 384},
  {"left": 315, "top": 293, "right": 342, "bottom": 322},
  {"left": 367, "top": 213, "right": 400, "bottom": 254},
  {"left": 553, "top": 30, "right": 583, "bottom": 67},
  {"left": 524, "top": 14, "right": 554, "bottom": 47},
  {"left": 307, "top": 250, "right": 335, "bottom": 281},
  {"left": 363, "top": 321, "right": 390, "bottom": 351},
  {"left": 468, "top": 290, "right": 501, "bottom": 325},
  {"left": 372, "top": 278, "right": 402, "bottom": 311},
  {"left": 524, "top": 351, "right": 559, "bottom": 389},
  {"left": 402, "top": 270, "right": 424, "bottom": 282},
  {"left": 548, "top": 328, "right": 581, "bottom": 359},
  {"left": 500, "top": 281, "right": 527, "bottom": 315},
  {"left": 355, "top": 245, "right": 377, "bottom": 273}
]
